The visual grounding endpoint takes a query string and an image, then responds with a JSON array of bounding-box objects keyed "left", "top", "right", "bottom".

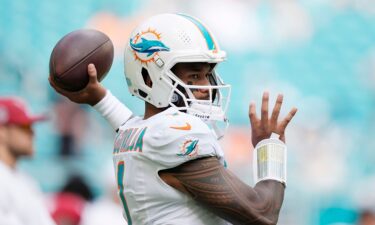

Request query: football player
[{"left": 50, "top": 13, "right": 297, "bottom": 225}]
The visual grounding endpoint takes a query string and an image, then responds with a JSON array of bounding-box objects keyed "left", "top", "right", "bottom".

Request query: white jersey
[
  {"left": 112, "top": 107, "right": 229, "bottom": 225},
  {"left": 80, "top": 197, "right": 126, "bottom": 225},
  {"left": 0, "top": 162, "right": 55, "bottom": 225}
]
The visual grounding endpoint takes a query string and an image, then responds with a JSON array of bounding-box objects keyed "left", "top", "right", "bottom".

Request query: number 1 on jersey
[{"left": 117, "top": 161, "right": 132, "bottom": 225}]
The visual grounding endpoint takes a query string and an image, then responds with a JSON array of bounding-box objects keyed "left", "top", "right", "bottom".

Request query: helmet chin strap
[
  {"left": 205, "top": 119, "right": 229, "bottom": 140},
  {"left": 187, "top": 102, "right": 226, "bottom": 121},
  {"left": 169, "top": 83, "right": 229, "bottom": 140},
  {"left": 213, "top": 122, "right": 228, "bottom": 140},
  {"left": 184, "top": 102, "right": 228, "bottom": 140}
]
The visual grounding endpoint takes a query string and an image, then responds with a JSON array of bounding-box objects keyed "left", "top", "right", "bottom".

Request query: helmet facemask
[{"left": 160, "top": 62, "right": 231, "bottom": 138}]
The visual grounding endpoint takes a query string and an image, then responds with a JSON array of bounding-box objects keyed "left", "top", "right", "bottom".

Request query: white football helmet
[{"left": 124, "top": 13, "right": 231, "bottom": 127}]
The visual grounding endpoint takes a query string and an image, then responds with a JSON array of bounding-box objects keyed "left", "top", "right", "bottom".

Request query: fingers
[
  {"left": 279, "top": 107, "right": 298, "bottom": 131},
  {"left": 249, "top": 101, "right": 258, "bottom": 127},
  {"left": 261, "top": 92, "right": 269, "bottom": 126},
  {"left": 88, "top": 63, "right": 99, "bottom": 84},
  {"left": 270, "top": 94, "right": 283, "bottom": 125}
]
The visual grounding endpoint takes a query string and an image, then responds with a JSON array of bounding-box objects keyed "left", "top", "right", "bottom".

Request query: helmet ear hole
[
  {"left": 141, "top": 67, "right": 152, "bottom": 88},
  {"left": 138, "top": 89, "right": 148, "bottom": 98}
]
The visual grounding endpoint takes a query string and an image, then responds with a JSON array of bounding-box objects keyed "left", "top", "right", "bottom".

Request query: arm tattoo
[{"left": 160, "top": 157, "right": 285, "bottom": 225}]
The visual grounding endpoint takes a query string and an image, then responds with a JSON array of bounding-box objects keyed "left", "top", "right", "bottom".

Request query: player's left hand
[{"left": 249, "top": 92, "right": 297, "bottom": 146}]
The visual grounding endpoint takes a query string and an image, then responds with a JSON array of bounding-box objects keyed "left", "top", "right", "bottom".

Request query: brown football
[{"left": 49, "top": 29, "right": 114, "bottom": 91}]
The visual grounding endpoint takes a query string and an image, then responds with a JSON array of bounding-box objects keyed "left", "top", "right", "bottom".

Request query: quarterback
[{"left": 50, "top": 13, "right": 297, "bottom": 225}]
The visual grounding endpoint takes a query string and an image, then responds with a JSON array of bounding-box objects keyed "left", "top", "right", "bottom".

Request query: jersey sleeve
[
  {"left": 93, "top": 90, "right": 133, "bottom": 130},
  {"left": 142, "top": 113, "right": 224, "bottom": 169}
]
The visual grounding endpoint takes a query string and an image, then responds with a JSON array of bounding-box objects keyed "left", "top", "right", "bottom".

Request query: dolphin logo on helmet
[
  {"left": 130, "top": 37, "right": 170, "bottom": 57},
  {"left": 129, "top": 28, "right": 169, "bottom": 64}
]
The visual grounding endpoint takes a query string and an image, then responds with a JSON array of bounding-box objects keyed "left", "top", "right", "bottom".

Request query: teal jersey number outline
[{"left": 117, "top": 161, "right": 132, "bottom": 224}]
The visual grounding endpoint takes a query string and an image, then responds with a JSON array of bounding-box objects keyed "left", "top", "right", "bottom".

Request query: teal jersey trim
[
  {"left": 117, "top": 161, "right": 132, "bottom": 225},
  {"left": 178, "top": 14, "right": 217, "bottom": 51}
]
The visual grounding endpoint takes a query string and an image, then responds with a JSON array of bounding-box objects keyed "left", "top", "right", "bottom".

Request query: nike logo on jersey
[{"left": 170, "top": 122, "right": 191, "bottom": 130}]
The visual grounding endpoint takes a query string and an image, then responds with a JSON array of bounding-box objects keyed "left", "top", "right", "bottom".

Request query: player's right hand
[{"left": 49, "top": 64, "right": 107, "bottom": 106}]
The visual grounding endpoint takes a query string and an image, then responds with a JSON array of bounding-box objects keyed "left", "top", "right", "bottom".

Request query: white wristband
[
  {"left": 253, "top": 133, "right": 287, "bottom": 186},
  {"left": 93, "top": 90, "right": 132, "bottom": 130}
]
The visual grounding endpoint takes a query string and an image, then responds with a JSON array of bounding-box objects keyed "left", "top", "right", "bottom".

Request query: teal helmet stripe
[{"left": 178, "top": 14, "right": 217, "bottom": 51}]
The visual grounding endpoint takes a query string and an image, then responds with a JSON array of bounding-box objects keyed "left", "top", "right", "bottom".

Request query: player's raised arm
[
  {"left": 160, "top": 93, "right": 297, "bottom": 225},
  {"left": 49, "top": 64, "right": 132, "bottom": 130}
]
